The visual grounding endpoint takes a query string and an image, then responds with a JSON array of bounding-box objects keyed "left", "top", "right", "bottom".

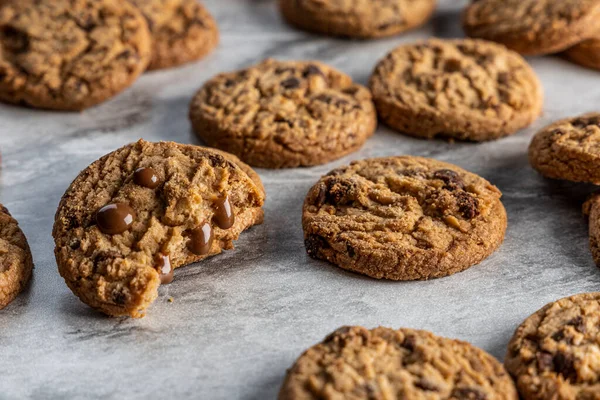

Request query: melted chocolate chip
[
  {"left": 497, "top": 72, "right": 509, "bottom": 85},
  {"left": 402, "top": 335, "right": 417, "bottom": 351},
  {"left": 113, "top": 291, "right": 127, "bottom": 305},
  {"left": 572, "top": 117, "right": 600, "bottom": 128},
  {"left": 537, "top": 351, "right": 554, "bottom": 371},
  {"left": 433, "top": 169, "right": 465, "bottom": 191},
  {"left": 456, "top": 192, "right": 480, "bottom": 219},
  {"left": 553, "top": 352, "right": 577, "bottom": 381},
  {"left": 213, "top": 195, "right": 235, "bottom": 229},
  {"left": 303, "top": 65, "right": 324, "bottom": 78},
  {"left": 188, "top": 223, "right": 214, "bottom": 255},
  {"left": 281, "top": 77, "right": 300, "bottom": 89},
  {"left": 2, "top": 26, "right": 30, "bottom": 53},
  {"left": 155, "top": 254, "right": 174, "bottom": 285},
  {"left": 133, "top": 167, "right": 160, "bottom": 189},
  {"left": 304, "top": 234, "right": 329, "bottom": 258},
  {"left": 551, "top": 330, "right": 566, "bottom": 342},
  {"left": 567, "top": 316, "right": 586, "bottom": 333},
  {"left": 96, "top": 203, "right": 135, "bottom": 235}
]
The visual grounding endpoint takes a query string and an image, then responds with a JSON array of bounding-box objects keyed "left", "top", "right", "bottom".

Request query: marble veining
[{"left": 1, "top": 0, "right": 600, "bottom": 399}]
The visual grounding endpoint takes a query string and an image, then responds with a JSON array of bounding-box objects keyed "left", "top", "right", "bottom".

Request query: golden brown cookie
[
  {"left": 0, "top": 0, "right": 151, "bottom": 111},
  {"left": 53, "top": 140, "right": 265, "bottom": 318},
  {"left": 565, "top": 38, "right": 600, "bottom": 70},
  {"left": 0, "top": 204, "right": 33, "bottom": 309},
  {"left": 190, "top": 59, "right": 377, "bottom": 169},
  {"left": 278, "top": 0, "right": 437, "bottom": 39},
  {"left": 369, "top": 39, "right": 542, "bottom": 141},
  {"left": 583, "top": 194, "right": 600, "bottom": 267},
  {"left": 506, "top": 293, "right": 600, "bottom": 400},
  {"left": 529, "top": 113, "right": 600, "bottom": 184},
  {"left": 463, "top": 0, "right": 600, "bottom": 56},
  {"left": 128, "top": 0, "right": 218, "bottom": 71},
  {"left": 280, "top": 326, "right": 518, "bottom": 400},
  {"left": 302, "top": 156, "right": 507, "bottom": 280}
]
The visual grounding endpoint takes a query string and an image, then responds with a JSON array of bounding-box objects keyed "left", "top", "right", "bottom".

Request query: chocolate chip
[
  {"left": 274, "top": 115, "right": 294, "bottom": 128},
  {"left": 155, "top": 254, "right": 174, "bottom": 284},
  {"left": 497, "top": 72, "right": 509, "bottom": 85},
  {"left": 281, "top": 77, "right": 300, "bottom": 89},
  {"left": 322, "top": 178, "right": 356, "bottom": 206},
  {"left": 415, "top": 378, "right": 439, "bottom": 391},
  {"left": 224, "top": 79, "right": 236, "bottom": 87},
  {"left": 456, "top": 192, "right": 480, "bottom": 219},
  {"left": 187, "top": 223, "right": 214, "bottom": 256},
  {"left": 551, "top": 330, "right": 566, "bottom": 342},
  {"left": 133, "top": 167, "right": 160, "bottom": 189},
  {"left": 572, "top": 117, "right": 600, "bottom": 128},
  {"left": 213, "top": 195, "right": 235, "bottom": 229},
  {"left": 433, "top": 169, "right": 465, "bottom": 191},
  {"left": 315, "top": 93, "right": 350, "bottom": 107},
  {"left": 303, "top": 64, "right": 324, "bottom": 77},
  {"left": 305, "top": 234, "right": 328, "bottom": 258},
  {"left": 1, "top": 26, "right": 30, "bottom": 53},
  {"left": 346, "top": 243, "right": 356, "bottom": 258},
  {"left": 113, "top": 291, "right": 127, "bottom": 305},
  {"left": 553, "top": 352, "right": 577, "bottom": 381},
  {"left": 95, "top": 203, "right": 135, "bottom": 235},
  {"left": 444, "top": 58, "right": 462, "bottom": 73},
  {"left": 567, "top": 316, "right": 586, "bottom": 333},
  {"left": 450, "top": 388, "right": 487, "bottom": 400},
  {"left": 536, "top": 351, "right": 554, "bottom": 371},
  {"left": 69, "top": 239, "right": 81, "bottom": 250},
  {"left": 402, "top": 335, "right": 417, "bottom": 351}
]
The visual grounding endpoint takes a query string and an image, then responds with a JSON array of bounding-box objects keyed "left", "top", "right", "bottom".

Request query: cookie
[
  {"left": 279, "top": 326, "right": 518, "bottom": 400},
  {"left": 0, "top": 0, "right": 151, "bottom": 111},
  {"left": 583, "top": 194, "right": 600, "bottom": 267},
  {"left": 190, "top": 59, "right": 377, "bottom": 169},
  {"left": 505, "top": 293, "right": 600, "bottom": 400},
  {"left": 128, "top": 0, "right": 218, "bottom": 71},
  {"left": 462, "top": 0, "right": 600, "bottom": 56},
  {"left": 529, "top": 113, "right": 600, "bottom": 184},
  {"left": 53, "top": 140, "right": 265, "bottom": 318},
  {"left": 369, "top": 39, "right": 542, "bottom": 141},
  {"left": 0, "top": 204, "right": 33, "bottom": 309},
  {"left": 278, "top": 0, "right": 436, "bottom": 39},
  {"left": 565, "top": 39, "right": 600, "bottom": 70},
  {"left": 302, "top": 156, "right": 507, "bottom": 280}
]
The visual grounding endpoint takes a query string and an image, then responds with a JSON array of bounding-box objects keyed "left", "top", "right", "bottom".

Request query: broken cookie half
[{"left": 53, "top": 140, "right": 265, "bottom": 317}]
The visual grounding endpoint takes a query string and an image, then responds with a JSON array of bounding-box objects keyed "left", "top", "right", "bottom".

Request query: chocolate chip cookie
[
  {"left": 302, "top": 156, "right": 507, "bottom": 280},
  {"left": 565, "top": 39, "right": 600, "bottom": 70},
  {"left": 0, "top": 204, "right": 33, "bottom": 309},
  {"left": 0, "top": 0, "right": 151, "bottom": 111},
  {"left": 506, "top": 293, "right": 600, "bottom": 400},
  {"left": 583, "top": 194, "right": 600, "bottom": 267},
  {"left": 369, "top": 39, "right": 542, "bottom": 141},
  {"left": 128, "top": 0, "right": 218, "bottom": 71},
  {"left": 53, "top": 140, "right": 265, "bottom": 318},
  {"left": 529, "top": 113, "right": 600, "bottom": 184},
  {"left": 463, "top": 0, "right": 600, "bottom": 56},
  {"left": 190, "top": 59, "right": 377, "bottom": 169},
  {"left": 278, "top": 0, "right": 436, "bottom": 39},
  {"left": 280, "top": 326, "right": 518, "bottom": 400}
]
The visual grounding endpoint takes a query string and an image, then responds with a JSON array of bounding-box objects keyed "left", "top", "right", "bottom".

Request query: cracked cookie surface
[
  {"left": 279, "top": 326, "right": 518, "bottom": 400},
  {"left": 189, "top": 59, "right": 377, "bottom": 169},
  {"left": 463, "top": 0, "right": 600, "bottom": 56},
  {"left": 565, "top": 38, "right": 600, "bottom": 70},
  {"left": 128, "top": 0, "right": 218, "bottom": 70},
  {"left": 506, "top": 293, "right": 600, "bottom": 400},
  {"left": 0, "top": 0, "right": 151, "bottom": 111},
  {"left": 302, "top": 156, "right": 506, "bottom": 280},
  {"left": 278, "top": 0, "right": 436, "bottom": 39},
  {"left": 53, "top": 140, "right": 265, "bottom": 318},
  {"left": 369, "top": 39, "right": 542, "bottom": 141},
  {"left": 529, "top": 113, "right": 600, "bottom": 184},
  {"left": 0, "top": 205, "right": 33, "bottom": 310}
]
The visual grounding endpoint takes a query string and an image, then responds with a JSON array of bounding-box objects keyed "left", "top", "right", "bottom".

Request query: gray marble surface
[{"left": 1, "top": 0, "right": 600, "bottom": 399}]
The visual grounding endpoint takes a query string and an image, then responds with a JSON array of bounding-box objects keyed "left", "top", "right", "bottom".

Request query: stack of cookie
[
  {"left": 0, "top": 0, "right": 218, "bottom": 111},
  {"left": 463, "top": 0, "right": 600, "bottom": 70}
]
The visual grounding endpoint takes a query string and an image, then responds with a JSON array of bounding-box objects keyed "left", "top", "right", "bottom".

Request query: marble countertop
[{"left": 2, "top": 0, "right": 600, "bottom": 399}]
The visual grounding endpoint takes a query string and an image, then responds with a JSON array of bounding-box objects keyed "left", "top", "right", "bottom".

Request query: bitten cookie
[
  {"left": 369, "top": 39, "right": 542, "bottom": 141},
  {"left": 463, "top": 0, "right": 600, "bottom": 56},
  {"left": 0, "top": 205, "right": 33, "bottom": 309},
  {"left": 0, "top": 0, "right": 151, "bottom": 111},
  {"left": 583, "top": 194, "right": 600, "bottom": 267},
  {"left": 529, "top": 113, "right": 600, "bottom": 184},
  {"left": 53, "top": 140, "right": 265, "bottom": 318},
  {"left": 128, "top": 0, "right": 218, "bottom": 71},
  {"left": 506, "top": 293, "right": 600, "bottom": 400},
  {"left": 279, "top": 326, "right": 518, "bottom": 400},
  {"left": 278, "top": 0, "right": 436, "bottom": 39},
  {"left": 189, "top": 59, "right": 377, "bottom": 169},
  {"left": 565, "top": 39, "right": 600, "bottom": 70},
  {"left": 302, "top": 156, "right": 507, "bottom": 280}
]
